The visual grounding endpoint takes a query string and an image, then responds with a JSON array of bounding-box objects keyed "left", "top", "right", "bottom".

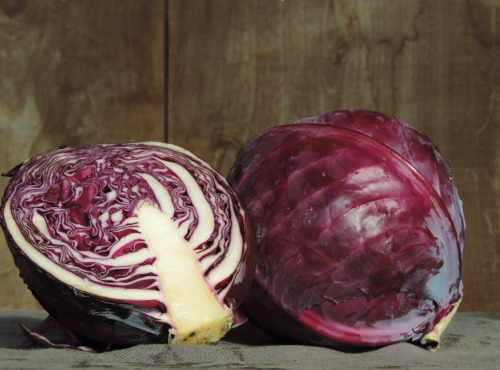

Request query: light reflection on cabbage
[{"left": 228, "top": 110, "right": 464, "bottom": 351}]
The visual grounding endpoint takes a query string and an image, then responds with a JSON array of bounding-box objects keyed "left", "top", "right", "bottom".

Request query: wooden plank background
[
  {"left": 0, "top": 0, "right": 166, "bottom": 310},
  {"left": 168, "top": 0, "right": 500, "bottom": 313},
  {"left": 0, "top": 0, "right": 499, "bottom": 313}
]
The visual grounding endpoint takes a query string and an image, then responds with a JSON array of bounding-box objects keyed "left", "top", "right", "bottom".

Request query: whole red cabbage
[
  {"left": 1, "top": 142, "right": 255, "bottom": 348},
  {"left": 228, "top": 110, "right": 464, "bottom": 351}
]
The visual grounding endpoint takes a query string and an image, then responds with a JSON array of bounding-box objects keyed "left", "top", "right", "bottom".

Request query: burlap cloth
[{"left": 0, "top": 310, "right": 498, "bottom": 369}]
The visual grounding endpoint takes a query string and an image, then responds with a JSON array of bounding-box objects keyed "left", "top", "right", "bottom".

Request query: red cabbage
[
  {"left": 228, "top": 110, "right": 464, "bottom": 351},
  {"left": 1, "top": 142, "right": 255, "bottom": 347}
]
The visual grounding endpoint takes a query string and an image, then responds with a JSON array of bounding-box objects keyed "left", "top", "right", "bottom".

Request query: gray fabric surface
[{"left": 0, "top": 310, "right": 499, "bottom": 369}]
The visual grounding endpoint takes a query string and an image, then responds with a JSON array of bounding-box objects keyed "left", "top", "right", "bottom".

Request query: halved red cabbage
[
  {"left": 228, "top": 110, "right": 464, "bottom": 351},
  {"left": 1, "top": 142, "right": 255, "bottom": 347}
]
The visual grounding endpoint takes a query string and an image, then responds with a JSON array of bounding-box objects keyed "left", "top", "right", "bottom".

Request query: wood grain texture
[
  {"left": 0, "top": 0, "right": 166, "bottom": 310},
  {"left": 168, "top": 0, "right": 500, "bottom": 313}
]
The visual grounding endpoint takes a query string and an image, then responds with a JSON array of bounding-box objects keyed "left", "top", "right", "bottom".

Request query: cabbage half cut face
[{"left": 1, "top": 142, "right": 255, "bottom": 346}]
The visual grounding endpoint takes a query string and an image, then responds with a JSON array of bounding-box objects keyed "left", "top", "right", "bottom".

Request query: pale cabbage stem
[
  {"left": 137, "top": 204, "right": 233, "bottom": 344},
  {"left": 420, "top": 297, "right": 462, "bottom": 351}
]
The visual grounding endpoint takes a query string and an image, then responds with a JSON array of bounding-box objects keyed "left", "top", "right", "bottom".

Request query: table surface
[{"left": 0, "top": 310, "right": 499, "bottom": 369}]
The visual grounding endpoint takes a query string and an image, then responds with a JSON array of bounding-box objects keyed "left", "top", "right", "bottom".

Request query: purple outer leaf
[
  {"left": 228, "top": 110, "right": 464, "bottom": 350},
  {"left": 18, "top": 318, "right": 100, "bottom": 352}
]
